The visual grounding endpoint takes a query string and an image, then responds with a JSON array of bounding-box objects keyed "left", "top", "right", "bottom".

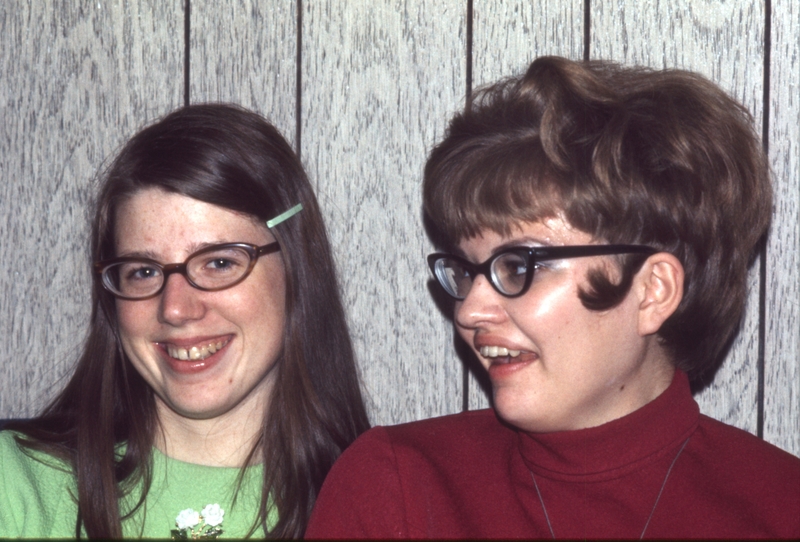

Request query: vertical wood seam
[
  {"left": 296, "top": 0, "right": 303, "bottom": 161},
  {"left": 583, "top": 0, "right": 591, "bottom": 61},
  {"left": 757, "top": 0, "right": 772, "bottom": 440},
  {"left": 463, "top": 0, "right": 474, "bottom": 412},
  {"left": 183, "top": 0, "right": 191, "bottom": 106},
  {"left": 466, "top": 0, "right": 473, "bottom": 102}
]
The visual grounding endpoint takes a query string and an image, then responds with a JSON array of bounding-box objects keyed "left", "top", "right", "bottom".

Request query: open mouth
[
  {"left": 480, "top": 346, "right": 522, "bottom": 359},
  {"left": 165, "top": 339, "right": 230, "bottom": 362},
  {"left": 479, "top": 345, "right": 537, "bottom": 366}
]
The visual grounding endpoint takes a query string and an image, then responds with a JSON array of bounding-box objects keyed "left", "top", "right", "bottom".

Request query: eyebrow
[
  {"left": 115, "top": 240, "right": 234, "bottom": 261},
  {"left": 490, "top": 237, "right": 552, "bottom": 256},
  {"left": 452, "top": 236, "right": 554, "bottom": 262}
]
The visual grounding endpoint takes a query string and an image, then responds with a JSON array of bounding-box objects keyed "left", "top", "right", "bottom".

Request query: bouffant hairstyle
[
  {"left": 423, "top": 56, "right": 771, "bottom": 387},
  {"left": 10, "top": 104, "right": 369, "bottom": 538}
]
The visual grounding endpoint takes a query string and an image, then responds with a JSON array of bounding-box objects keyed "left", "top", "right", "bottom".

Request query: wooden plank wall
[{"left": 1, "top": 1, "right": 797, "bottom": 458}]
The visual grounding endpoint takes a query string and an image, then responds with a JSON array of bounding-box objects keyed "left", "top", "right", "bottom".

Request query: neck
[
  {"left": 593, "top": 337, "right": 676, "bottom": 429},
  {"left": 154, "top": 397, "right": 267, "bottom": 467},
  {"left": 519, "top": 370, "right": 698, "bottom": 476}
]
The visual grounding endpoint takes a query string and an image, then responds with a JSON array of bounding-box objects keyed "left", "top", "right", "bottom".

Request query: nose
[
  {"left": 454, "top": 274, "right": 506, "bottom": 330},
  {"left": 158, "top": 272, "right": 207, "bottom": 326}
]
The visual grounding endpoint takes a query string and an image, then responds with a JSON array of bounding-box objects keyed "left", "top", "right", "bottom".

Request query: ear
[{"left": 635, "top": 252, "right": 684, "bottom": 337}]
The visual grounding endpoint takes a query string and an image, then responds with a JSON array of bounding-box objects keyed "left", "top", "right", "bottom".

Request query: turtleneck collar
[{"left": 518, "top": 370, "right": 698, "bottom": 480}]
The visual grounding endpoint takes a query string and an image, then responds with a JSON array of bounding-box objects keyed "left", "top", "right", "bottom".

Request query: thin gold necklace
[{"left": 529, "top": 435, "right": 691, "bottom": 539}]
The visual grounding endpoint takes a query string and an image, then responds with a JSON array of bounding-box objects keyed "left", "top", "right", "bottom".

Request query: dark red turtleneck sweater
[{"left": 306, "top": 371, "right": 800, "bottom": 539}]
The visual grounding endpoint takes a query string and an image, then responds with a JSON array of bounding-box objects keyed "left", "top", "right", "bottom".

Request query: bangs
[{"left": 424, "top": 137, "right": 569, "bottom": 247}]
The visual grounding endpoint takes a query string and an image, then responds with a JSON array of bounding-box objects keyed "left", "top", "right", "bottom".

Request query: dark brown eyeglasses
[{"left": 95, "top": 242, "right": 280, "bottom": 300}]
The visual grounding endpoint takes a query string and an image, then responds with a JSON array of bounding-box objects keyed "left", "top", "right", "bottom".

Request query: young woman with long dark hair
[{"left": 0, "top": 104, "right": 369, "bottom": 538}]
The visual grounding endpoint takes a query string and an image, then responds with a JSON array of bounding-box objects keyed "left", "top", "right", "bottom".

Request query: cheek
[
  {"left": 238, "top": 268, "right": 287, "bottom": 341},
  {"left": 453, "top": 301, "right": 473, "bottom": 342},
  {"left": 515, "top": 281, "right": 576, "bottom": 330},
  {"left": 114, "top": 301, "right": 156, "bottom": 375},
  {"left": 115, "top": 300, "right": 152, "bottom": 344}
]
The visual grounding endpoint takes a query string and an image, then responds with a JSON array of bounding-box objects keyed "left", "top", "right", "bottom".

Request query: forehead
[
  {"left": 457, "top": 217, "right": 594, "bottom": 257},
  {"left": 114, "top": 188, "right": 271, "bottom": 256}
]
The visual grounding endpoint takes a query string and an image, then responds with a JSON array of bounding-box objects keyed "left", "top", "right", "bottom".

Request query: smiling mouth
[
  {"left": 480, "top": 346, "right": 522, "bottom": 358},
  {"left": 165, "top": 339, "right": 230, "bottom": 362}
]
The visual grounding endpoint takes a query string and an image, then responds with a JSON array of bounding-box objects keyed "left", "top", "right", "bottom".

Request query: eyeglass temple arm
[{"left": 532, "top": 244, "right": 657, "bottom": 262}]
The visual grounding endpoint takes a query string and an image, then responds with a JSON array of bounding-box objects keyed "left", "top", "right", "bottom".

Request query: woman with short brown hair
[{"left": 307, "top": 56, "right": 799, "bottom": 539}]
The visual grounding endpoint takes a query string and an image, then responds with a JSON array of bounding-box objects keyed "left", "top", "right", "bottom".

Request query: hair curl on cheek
[{"left": 577, "top": 253, "right": 652, "bottom": 311}]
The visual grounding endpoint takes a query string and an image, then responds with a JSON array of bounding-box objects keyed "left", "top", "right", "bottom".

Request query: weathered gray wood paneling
[
  {"left": 591, "top": 0, "right": 766, "bottom": 439},
  {"left": 467, "top": 0, "right": 585, "bottom": 411},
  {"left": 765, "top": 0, "right": 800, "bottom": 457},
  {"left": 0, "top": 1, "right": 183, "bottom": 417},
  {"left": 301, "top": 0, "right": 466, "bottom": 425},
  {"left": 1, "top": 0, "right": 797, "bottom": 459},
  {"left": 190, "top": 0, "right": 297, "bottom": 148}
]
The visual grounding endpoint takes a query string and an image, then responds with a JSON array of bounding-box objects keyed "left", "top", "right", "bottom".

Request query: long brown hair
[
  {"left": 424, "top": 56, "right": 772, "bottom": 388},
  {"left": 8, "top": 103, "right": 369, "bottom": 538}
]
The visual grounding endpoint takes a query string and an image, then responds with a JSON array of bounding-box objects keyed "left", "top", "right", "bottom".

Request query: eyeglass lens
[
  {"left": 434, "top": 251, "right": 529, "bottom": 299},
  {"left": 102, "top": 245, "right": 257, "bottom": 299}
]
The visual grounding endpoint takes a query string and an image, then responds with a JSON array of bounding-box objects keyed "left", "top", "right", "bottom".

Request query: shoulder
[
  {"left": 0, "top": 431, "right": 78, "bottom": 537},
  {"left": 386, "top": 408, "right": 515, "bottom": 456},
  {"left": 684, "top": 415, "right": 800, "bottom": 536},
  {"left": 340, "top": 409, "right": 514, "bottom": 470},
  {"left": 323, "top": 410, "right": 505, "bottom": 487},
  {"left": 695, "top": 414, "right": 800, "bottom": 477},
  {"left": 306, "top": 410, "right": 515, "bottom": 538},
  {"left": 694, "top": 414, "right": 800, "bottom": 475},
  {"left": 0, "top": 430, "right": 71, "bottom": 486}
]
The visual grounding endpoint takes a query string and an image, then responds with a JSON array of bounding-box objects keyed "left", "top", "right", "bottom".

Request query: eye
[
  {"left": 494, "top": 253, "right": 528, "bottom": 277},
  {"left": 191, "top": 247, "right": 252, "bottom": 277},
  {"left": 206, "top": 257, "right": 238, "bottom": 271},
  {"left": 123, "top": 263, "right": 161, "bottom": 282},
  {"left": 500, "top": 258, "right": 528, "bottom": 276}
]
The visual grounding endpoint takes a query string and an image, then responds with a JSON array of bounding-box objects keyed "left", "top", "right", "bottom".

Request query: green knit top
[{"left": 0, "top": 430, "right": 276, "bottom": 538}]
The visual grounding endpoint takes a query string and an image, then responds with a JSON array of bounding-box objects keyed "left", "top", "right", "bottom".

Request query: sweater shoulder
[
  {"left": 689, "top": 414, "right": 800, "bottom": 534},
  {"left": 384, "top": 408, "right": 513, "bottom": 447},
  {"left": 333, "top": 409, "right": 511, "bottom": 462},
  {"left": 696, "top": 414, "right": 800, "bottom": 474},
  {"left": 0, "top": 431, "right": 77, "bottom": 537},
  {"left": 323, "top": 409, "right": 511, "bottom": 478},
  {"left": 306, "top": 410, "right": 515, "bottom": 538}
]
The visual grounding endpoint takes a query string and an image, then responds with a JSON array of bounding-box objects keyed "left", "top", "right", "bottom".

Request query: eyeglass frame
[
  {"left": 95, "top": 242, "right": 281, "bottom": 300},
  {"left": 94, "top": 203, "right": 303, "bottom": 300},
  {"left": 427, "top": 244, "right": 658, "bottom": 301}
]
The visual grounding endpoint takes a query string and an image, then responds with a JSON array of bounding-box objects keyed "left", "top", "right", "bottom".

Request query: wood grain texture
[
  {"left": 301, "top": 0, "right": 466, "bottom": 425},
  {"left": 0, "top": 0, "right": 182, "bottom": 417},
  {"left": 0, "top": 0, "right": 796, "bottom": 460},
  {"left": 472, "top": 0, "right": 585, "bottom": 85},
  {"left": 190, "top": 0, "right": 297, "bottom": 148},
  {"left": 591, "top": 0, "right": 766, "bottom": 438},
  {"left": 765, "top": 0, "right": 800, "bottom": 457},
  {"left": 467, "top": 0, "right": 585, "bottom": 411}
]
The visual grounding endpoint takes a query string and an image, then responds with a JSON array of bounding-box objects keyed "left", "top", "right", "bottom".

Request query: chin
[
  {"left": 493, "top": 390, "right": 534, "bottom": 430},
  {"left": 492, "top": 389, "right": 567, "bottom": 433},
  {"left": 160, "top": 394, "right": 232, "bottom": 420}
]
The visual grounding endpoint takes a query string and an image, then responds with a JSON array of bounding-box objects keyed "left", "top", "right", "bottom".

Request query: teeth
[
  {"left": 167, "top": 340, "right": 228, "bottom": 362},
  {"left": 189, "top": 346, "right": 207, "bottom": 360},
  {"left": 480, "top": 346, "right": 521, "bottom": 358}
]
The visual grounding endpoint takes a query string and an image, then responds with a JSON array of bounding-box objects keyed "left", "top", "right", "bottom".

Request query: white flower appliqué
[
  {"left": 171, "top": 504, "right": 224, "bottom": 539},
  {"left": 201, "top": 504, "right": 225, "bottom": 527},
  {"left": 175, "top": 509, "right": 201, "bottom": 530}
]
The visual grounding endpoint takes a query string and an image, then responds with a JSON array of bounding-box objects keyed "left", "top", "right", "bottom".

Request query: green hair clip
[{"left": 266, "top": 203, "right": 303, "bottom": 228}]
